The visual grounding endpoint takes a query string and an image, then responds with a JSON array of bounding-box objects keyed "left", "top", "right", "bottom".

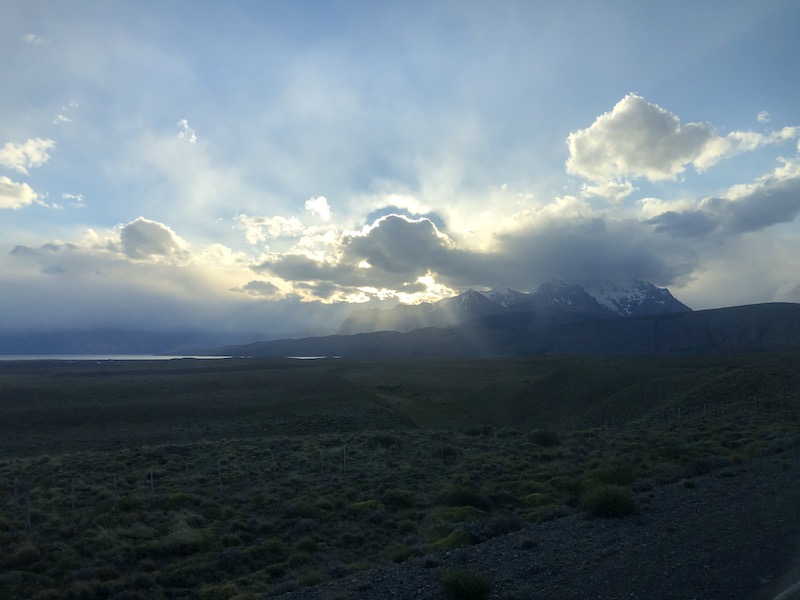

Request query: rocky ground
[{"left": 274, "top": 441, "right": 800, "bottom": 600}]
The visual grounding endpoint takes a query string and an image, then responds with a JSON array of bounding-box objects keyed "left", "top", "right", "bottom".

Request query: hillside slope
[{"left": 218, "top": 302, "right": 800, "bottom": 358}]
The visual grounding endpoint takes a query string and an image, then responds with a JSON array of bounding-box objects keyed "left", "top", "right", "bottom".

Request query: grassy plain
[{"left": 1, "top": 354, "right": 799, "bottom": 599}]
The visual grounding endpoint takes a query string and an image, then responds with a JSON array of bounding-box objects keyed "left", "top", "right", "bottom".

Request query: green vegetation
[
  {"left": 0, "top": 355, "right": 798, "bottom": 598},
  {"left": 582, "top": 484, "right": 637, "bottom": 517}
]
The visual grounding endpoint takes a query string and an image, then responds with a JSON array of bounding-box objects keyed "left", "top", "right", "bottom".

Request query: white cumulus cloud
[
  {"left": 304, "top": 196, "right": 332, "bottom": 221},
  {"left": 0, "top": 176, "right": 38, "bottom": 209},
  {"left": 0, "top": 138, "right": 56, "bottom": 174},
  {"left": 567, "top": 94, "right": 798, "bottom": 186}
]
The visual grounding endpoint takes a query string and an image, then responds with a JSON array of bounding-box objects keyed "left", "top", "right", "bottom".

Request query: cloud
[
  {"left": 757, "top": 111, "right": 770, "bottom": 124},
  {"left": 492, "top": 212, "right": 696, "bottom": 288},
  {"left": 61, "top": 193, "right": 85, "bottom": 208},
  {"left": 0, "top": 138, "right": 56, "bottom": 174},
  {"left": 646, "top": 210, "right": 717, "bottom": 238},
  {"left": 253, "top": 214, "right": 476, "bottom": 301},
  {"left": 580, "top": 180, "right": 636, "bottom": 202},
  {"left": 233, "top": 280, "right": 283, "bottom": 299},
  {"left": 232, "top": 93, "right": 800, "bottom": 308},
  {"left": 119, "top": 217, "right": 190, "bottom": 261},
  {"left": 344, "top": 214, "right": 457, "bottom": 275},
  {"left": 256, "top": 210, "right": 699, "bottom": 302},
  {"left": 2, "top": 223, "right": 280, "bottom": 332},
  {"left": 177, "top": 118, "right": 197, "bottom": 143},
  {"left": 54, "top": 100, "right": 79, "bottom": 125},
  {"left": 304, "top": 196, "right": 332, "bottom": 221},
  {"left": 567, "top": 94, "right": 798, "bottom": 186},
  {"left": 237, "top": 214, "right": 305, "bottom": 245},
  {"left": 0, "top": 176, "right": 38, "bottom": 209},
  {"left": 253, "top": 205, "right": 699, "bottom": 302},
  {"left": 646, "top": 158, "right": 800, "bottom": 238},
  {"left": 22, "top": 33, "right": 44, "bottom": 45},
  {"left": 776, "top": 282, "right": 800, "bottom": 303},
  {"left": 3, "top": 225, "right": 359, "bottom": 335}
]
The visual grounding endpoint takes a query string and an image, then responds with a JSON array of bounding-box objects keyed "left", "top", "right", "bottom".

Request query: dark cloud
[
  {"left": 646, "top": 211, "right": 717, "bottom": 238},
  {"left": 645, "top": 169, "right": 800, "bottom": 239},
  {"left": 257, "top": 210, "right": 698, "bottom": 296},
  {"left": 256, "top": 214, "right": 483, "bottom": 290},
  {"left": 256, "top": 254, "right": 359, "bottom": 285},
  {"left": 120, "top": 217, "right": 187, "bottom": 260},
  {"left": 343, "top": 214, "right": 457, "bottom": 274},
  {"left": 494, "top": 216, "right": 695, "bottom": 289},
  {"left": 233, "top": 280, "right": 281, "bottom": 299},
  {"left": 10, "top": 245, "right": 38, "bottom": 257},
  {"left": 717, "top": 174, "right": 800, "bottom": 234}
]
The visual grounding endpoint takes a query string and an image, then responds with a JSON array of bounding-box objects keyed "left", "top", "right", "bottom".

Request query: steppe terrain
[{"left": 1, "top": 355, "right": 798, "bottom": 599}]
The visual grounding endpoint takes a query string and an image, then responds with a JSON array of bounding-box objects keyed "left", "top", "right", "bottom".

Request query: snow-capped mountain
[
  {"left": 580, "top": 279, "right": 691, "bottom": 317},
  {"left": 432, "top": 289, "right": 503, "bottom": 323},
  {"left": 516, "top": 279, "right": 618, "bottom": 319},
  {"left": 338, "top": 279, "right": 691, "bottom": 334},
  {"left": 481, "top": 287, "right": 530, "bottom": 307}
]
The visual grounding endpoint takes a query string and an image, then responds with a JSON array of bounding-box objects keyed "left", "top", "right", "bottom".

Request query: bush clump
[
  {"left": 530, "top": 429, "right": 560, "bottom": 447},
  {"left": 431, "top": 528, "right": 475, "bottom": 551},
  {"left": 438, "top": 568, "right": 491, "bottom": 600},
  {"left": 380, "top": 488, "right": 415, "bottom": 509},
  {"left": 438, "top": 484, "right": 492, "bottom": 511},
  {"left": 592, "top": 463, "right": 636, "bottom": 485},
  {"left": 582, "top": 484, "right": 637, "bottom": 518}
]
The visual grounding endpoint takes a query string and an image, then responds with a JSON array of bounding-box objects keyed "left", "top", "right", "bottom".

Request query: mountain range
[
  {"left": 6, "top": 279, "right": 800, "bottom": 357},
  {"left": 205, "top": 279, "right": 800, "bottom": 357},
  {"left": 338, "top": 279, "right": 692, "bottom": 334}
]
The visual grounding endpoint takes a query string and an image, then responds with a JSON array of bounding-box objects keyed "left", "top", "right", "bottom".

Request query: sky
[{"left": 2, "top": 0, "right": 800, "bottom": 337}]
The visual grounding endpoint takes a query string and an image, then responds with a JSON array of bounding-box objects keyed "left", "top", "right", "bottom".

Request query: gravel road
[{"left": 274, "top": 440, "right": 800, "bottom": 600}]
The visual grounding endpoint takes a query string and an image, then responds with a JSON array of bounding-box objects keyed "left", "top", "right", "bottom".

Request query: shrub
[
  {"left": 582, "top": 484, "right": 636, "bottom": 518},
  {"left": 530, "top": 429, "right": 560, "bottom": 447},
  {"left": 199, "top": 582, "right": 239, "bottom": 600},
  {"left": 438, "top": 568, "right": 491, "bottom": 600},
  {"left": 3, "top": 542, "right": 41, "bottom": 569},
  {"left": 380, "top": 488, "right": 415, "bottom": 509},
  {"left": 166, "top": 492, "right": 201, "bottom": 509},
  {"left": 433, "top": 443, "right": 461, "bottom": 461},
  {"left": 548, "top": 475, "right": 584, "bottom": 496},
  {"left": 243, "top": 539, "right": 289, "bottom": 565},
  {"left": 293, "top": 535, "right": 318, "bottom": 553},
  {"left": 386, "top": 543, "right": 414, "bottom": 563},
  {"left": 523, "top": 492, "right": 552, "bottom": 507},
  {"left": 397, "top": 519, "right": 418, "bottom": 534},
  {"left": 438, "top": 484, "right": 492, "bottom": 511},
  {"left": 436, "top": 506, "right": 489, "bottom": 523},
  {"left": 431, "top": 528, "right": 475, "bottom": 550},
  {"left": 373, "top": 433, "right": 403, "bottom": 448},
  {"left": 481, "top": 511, "right": 523, "bottom": 539},
  {"left": 300, "top": 570, "right": 330, "bottom": 586},
  {"left": 591, "top": 463, "right": 635, "bottom": 486}
]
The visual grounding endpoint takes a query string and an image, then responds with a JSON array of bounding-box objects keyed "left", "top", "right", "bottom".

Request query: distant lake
[{"left": 0, "top": 354, "right": 233, "bottom": 362}]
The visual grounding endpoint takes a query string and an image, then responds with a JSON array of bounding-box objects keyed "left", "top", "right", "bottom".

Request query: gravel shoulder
[{"left": 275, "top": 442, "right": 800, "bottom": 600}]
